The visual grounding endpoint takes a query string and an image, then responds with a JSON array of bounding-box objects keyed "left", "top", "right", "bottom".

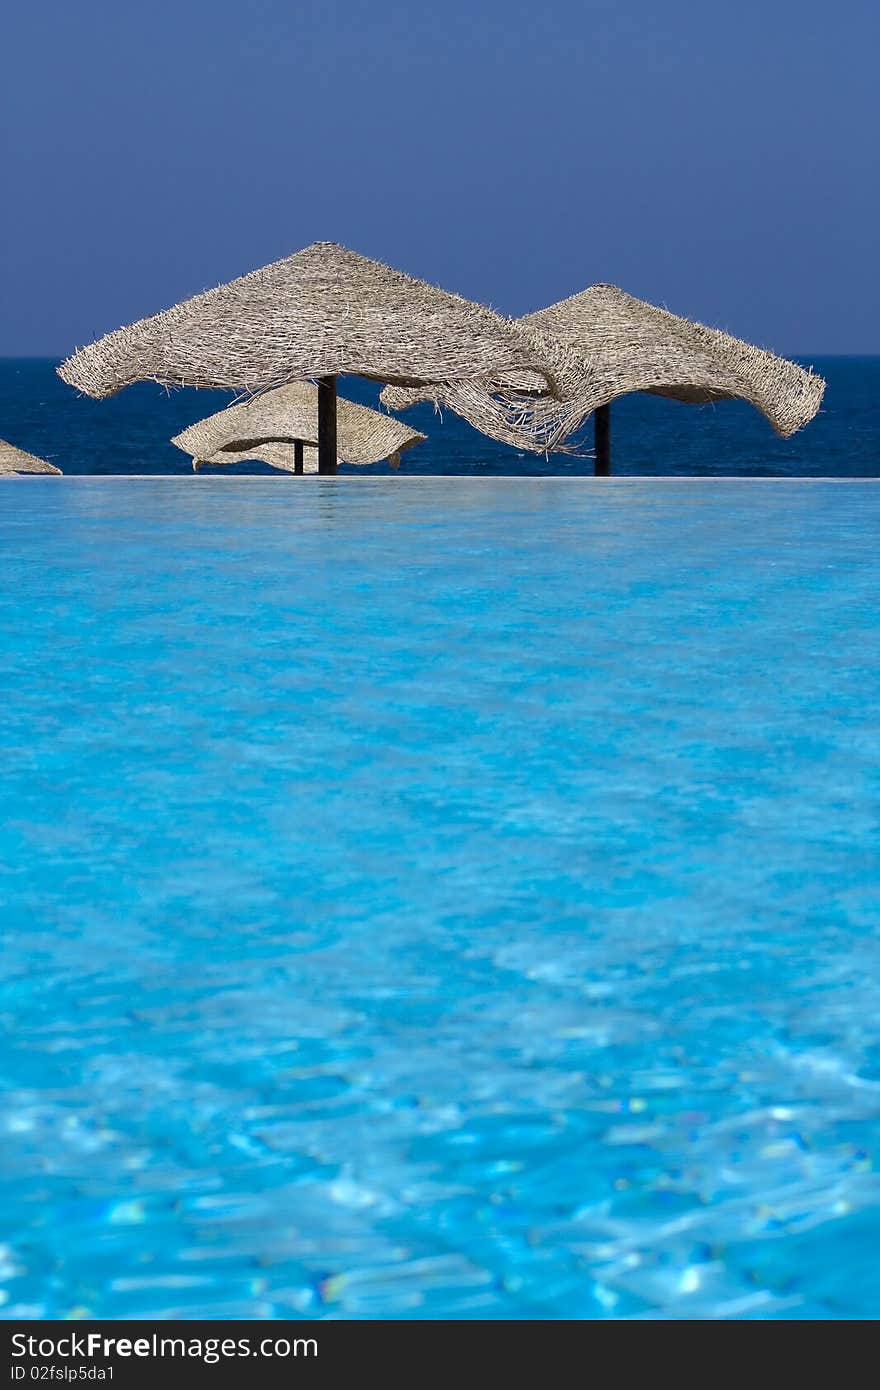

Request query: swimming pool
[{"left": 2, "top": 478, "right": 879, "bottom": 1319}]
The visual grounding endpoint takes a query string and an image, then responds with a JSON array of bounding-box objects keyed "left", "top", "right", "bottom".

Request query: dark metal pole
[
  {"left": 293, "top": 439, "right": 304, "bottom": 475},
  {"left": 317, "top": 375, "right": 337, "bottom": 475},
  {"left": 594, "top": 403, "right": 611, "bottom": 476}
]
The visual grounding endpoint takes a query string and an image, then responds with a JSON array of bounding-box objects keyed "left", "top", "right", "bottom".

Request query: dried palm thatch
[
  {"left": 383, "top": 330, "right": 597, "bottom": 453},
  {"left": 171, "top": 381, "right": 425, "bottom": 472},
  {"left": 382, "top": 285, "right": 825, "bottom": 451},
  {"left": 0, "top": 439, "right": 62, "bottom": 474},
  {"left": 57, "top": 242, "right": 554, "bottom": 412}
]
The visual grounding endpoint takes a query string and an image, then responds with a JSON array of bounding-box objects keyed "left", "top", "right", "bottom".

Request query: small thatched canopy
[
  {"left": 382, "top": 285, "right": 825, "bottom": 452},
  {"left": 171, "top": 381, "right": 425, "bottom": 472},
  {"left": 0, "top": 439, "right": 62, "bottom": 474},
  {"left": 193, "top": 442, "right": 321, "bottom": 474},
  {"left": 57, "top": 241, "right": 553, "bottom": 403}
]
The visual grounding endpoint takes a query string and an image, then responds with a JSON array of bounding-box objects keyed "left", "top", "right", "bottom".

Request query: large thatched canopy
[
  {"left": 0, "top": 439, "right": 62, "bottom": 474},
  {"left": 171, "top": 381, "right": 425, "bottom": 471},
  {"left": 382, "top": 284, "right": 825, "bottom": 452},
  {"left": 521, "top": 284, "right": 825, "bottom": 439},
  {"left": 57, "top": 241, "right": 553, "bottom": 403}
]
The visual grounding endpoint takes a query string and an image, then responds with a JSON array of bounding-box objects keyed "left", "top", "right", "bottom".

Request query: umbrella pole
[
  {"left": 293, "top": 439, "right": 304, "bottom": 475},
  {"left": 318, "top": 376, "right": 338, "bottom": 475},
  {"left": 594, "top": 403, "right": 611, "bottom": 476}
]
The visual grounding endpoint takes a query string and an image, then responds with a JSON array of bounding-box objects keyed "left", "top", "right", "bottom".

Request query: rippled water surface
[{"left": 2, "top": 478, "right": 880, "bottom": 1320}]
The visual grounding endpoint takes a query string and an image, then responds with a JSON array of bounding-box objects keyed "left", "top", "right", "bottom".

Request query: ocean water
[
  {"left": 1, "top": 477, "right": 880, "bottom": 1321},
  {"left": 1, "top": 356, "right": 878, "bottom": 477}
]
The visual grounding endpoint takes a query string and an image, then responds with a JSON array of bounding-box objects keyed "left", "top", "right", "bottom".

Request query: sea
[{"left": 1, "top": 357, "right": 878, "bottom": 477}]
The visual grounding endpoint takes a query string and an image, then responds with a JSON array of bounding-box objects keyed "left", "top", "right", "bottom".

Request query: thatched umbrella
[
  {"left": 171, "top": 381, "right": 425, "bottom": 474},
  {"left": 0, "top": 439, "right": 62, "bottom": 475},
  {"left": 58, "top": 241, "right": 555, "bottom": 475},
  {"left": 190, "top": 442, "right": 405, "bottom": 474},
  {"left": 192, "top": 442, "right": 322, "bottom": 474},
  {"left": 524, "top": 284, "right": 825, "bottom": 471},
  {"left": 382, "top": 285, "right": 826, "bottom": 472}
]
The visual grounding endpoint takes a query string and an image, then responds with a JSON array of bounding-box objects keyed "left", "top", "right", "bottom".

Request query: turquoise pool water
[{"left": 2, "top": 478, "right": 879, "bottom": 1320}]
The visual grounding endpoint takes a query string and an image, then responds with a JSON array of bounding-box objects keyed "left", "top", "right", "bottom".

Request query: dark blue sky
[{"left": 3, "top": 0, "right": 878, "bottom": 357}]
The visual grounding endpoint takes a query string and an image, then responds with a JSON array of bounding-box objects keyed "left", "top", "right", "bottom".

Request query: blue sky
[{"left": 2, "top": 0, "right": 878, "bottom": 355}]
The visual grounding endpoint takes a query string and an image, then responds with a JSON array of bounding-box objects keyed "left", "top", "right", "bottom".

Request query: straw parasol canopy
[
  {"left": 381, "top": 285, "right": 826, "bottom": 464},
  {"left": 192, "top": 442, "right": 321, "bottom": 474},
  {"left": 57, "top": 241, "right": 554, "bottom": 401},
  {"left": 189, "top": 442, "right": 408, "bottom": 473},
  {"left": 171, "top": 381, "right": 425, "bottom": 473},
  {"left": 0, "top": 439, "right": 62, "bottom": 474},
  {"left": 520, "top": 284, "right": 825, "bottom": 438}
]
